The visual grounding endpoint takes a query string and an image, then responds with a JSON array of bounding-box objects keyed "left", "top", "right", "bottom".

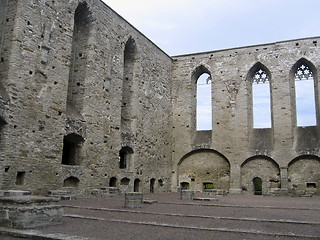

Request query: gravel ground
[{"left": 1, "top": 193, "right": 320, "bottom": 240}]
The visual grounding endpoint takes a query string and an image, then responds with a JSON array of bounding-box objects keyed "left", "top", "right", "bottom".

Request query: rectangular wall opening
[
  {"left": 15, "top": 171, "right": 26, "bottom": 185},
  {"left": 306, "top": 182, "right": 316, "bottom": 188}
]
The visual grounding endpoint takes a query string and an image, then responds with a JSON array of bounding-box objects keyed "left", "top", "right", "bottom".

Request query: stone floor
[{"left": 0, "top": 192, "right": 320, "bottom": 239}]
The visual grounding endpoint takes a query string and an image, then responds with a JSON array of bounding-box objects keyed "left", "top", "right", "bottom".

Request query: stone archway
[
  {"left": 241, "top": 156, "right": 280, "bottom": 195},
  {"left": 288, "top": 155, "right": 320, "bottom": 195},
  {"left": 178, "top": 149, "right": 230, "bottom": 192},
  {"left": 63, "top": 176, "right": 80, "bottom": 188}
]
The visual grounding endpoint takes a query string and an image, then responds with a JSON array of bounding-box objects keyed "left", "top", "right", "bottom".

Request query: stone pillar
[
  {"left": 180, "top": 190, "right": 194, "bottom": 200},
  {"left": 125, "top": 192, "right": 143, "bottom": 208},
  {"left": 280, "top": 167, "right": 288, "bottom": 190},
  {"left": 229, "top": 164, "right": 242, "bottom": 194}
]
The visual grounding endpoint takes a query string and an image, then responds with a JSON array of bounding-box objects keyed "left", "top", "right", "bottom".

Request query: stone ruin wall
[
  {"left": 0, "top": 0, "right": 173, "bottom": 195},
  {"left": 0, "top": 0, "right": 319, "bottom": 196},
  {"left": 171, "top": 37, "right": 320, "bottom": 195}
]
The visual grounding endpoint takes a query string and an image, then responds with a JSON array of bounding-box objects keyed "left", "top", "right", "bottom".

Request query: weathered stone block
[
  {"left": 0, "top": 196, "right": 63, "bottom": 229},
  {"left": 125, "top": 192, "right": 143, "bottom": 208},
  {"left": 180, "top": 190, "right": 194, "bottom": 200}
]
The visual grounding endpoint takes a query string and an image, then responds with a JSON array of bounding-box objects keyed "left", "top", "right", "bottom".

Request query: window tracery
[{"left": 253, "top": 69, "right": 270, "bottom": 84}]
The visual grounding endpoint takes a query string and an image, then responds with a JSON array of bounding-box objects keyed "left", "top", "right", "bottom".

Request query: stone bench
[{"left": 0, "top": 196, "right": 63, "bottom": 229}]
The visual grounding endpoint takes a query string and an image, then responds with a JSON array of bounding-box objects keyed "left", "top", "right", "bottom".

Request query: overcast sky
[{"left": 103, "top": 0, "right": 320, "bottom": 56}]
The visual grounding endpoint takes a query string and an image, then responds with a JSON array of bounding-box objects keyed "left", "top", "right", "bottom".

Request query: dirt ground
[{"left": 1, "top": 192, "right": 320, "bottom": 240}]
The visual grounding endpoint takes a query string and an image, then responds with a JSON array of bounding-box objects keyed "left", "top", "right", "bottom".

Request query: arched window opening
[
  {"left": 180, "top": 182, "right": 190, "bottom": 190},
  {"left": 252, "top": 68, "right": 272, "bottom": 128},
  {"left": 150, "top": 178, "right": 155, "bottom": 193},
  {"left": 15, "top": 171, "right": 26, "bottom": 186},
  {"left": 197, "top": 73, "right": 212, "bottom": 130},
  {"left": 295, "top": 64, "right": 316, "bottom": 126},
  {"left": 120, "top": 177, "right": 130, "bottom": 186},
  {"left": 63, "top": 176, "right": 80, "bottom": 188},
  {"left": 134, "top": 178, "right": 140, "bottom": 192},
  {"left": 121, "top": 37, "right": 137, "bottom": 133},
  {"left": 109, "top": 177, "right": 117, "bottom": 187},
  {"left": 61, "top": 133, "right": 84, "bottom": 165},
  {"left": 119, "top": 146, "right": 133, "bottom": 169},
  {"left": 253, "top": 177, "right": 262, "bottom": 195}
]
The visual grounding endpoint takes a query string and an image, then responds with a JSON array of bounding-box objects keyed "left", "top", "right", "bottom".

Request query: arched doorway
[
  {"left": 109, "top": 177, "right": 117, "bottom": 187},
  {"left": 241, "top": 156, "right": 280, "bottom": 195},
  {"left": 150, "top": 178, "right": 155, "bottom": 193},
  {"left": 134, "top": 179, "right": 140, "bottom": 192},
  {"left": 253, "top": 177, "right": 262, "bottom": 195}
]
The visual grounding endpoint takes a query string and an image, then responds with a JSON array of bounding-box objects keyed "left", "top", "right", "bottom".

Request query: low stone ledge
[
  {"left": 143, "top": 199, "right": 157, "bottom": 204},
  {"left": 0, "top": 190, "right": 31, "bottom": 197},
  {"left": 203, "top": 189, "right": 228, "bottom": 196},
  {"left": 0, "top": 196, "right": 63, "bottom": 229},
  {"left": 47, "top": 190, "right": 76, "bottom": 200},
  {"left": 193, "top": 197, "right": 218, "bottom": 202},
  {"left": 92, "top": 187, "right": 121, "bottom": 197}
]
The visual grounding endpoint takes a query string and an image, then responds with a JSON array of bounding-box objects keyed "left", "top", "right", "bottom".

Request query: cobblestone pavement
[{"left": 1, "top": 193, "right": 320, "bottom": 239}]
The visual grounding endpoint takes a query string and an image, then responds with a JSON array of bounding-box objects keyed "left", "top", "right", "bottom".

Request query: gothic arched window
[
  {"left": 294, "top": 63, "right": 316, "bottom": 126},
  {"left": 197, "top": 73, "right": 212, "bottom": 130},
  {"left": 252, "top": 67, "right": 272, "bottom": 128}
]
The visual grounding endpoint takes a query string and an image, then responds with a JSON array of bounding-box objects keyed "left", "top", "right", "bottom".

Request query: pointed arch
[
  {"left": 121, "top": 36, "right": 137, "bottom": 133},
  {"left": 191, "top": 65, "right": 212, "bottom": 130},
  {"left": 248, "top": 62, "right": 272, "bottom": 128},
  {"left": 290, "top": 58, "right": 318, "bottom": 127}
]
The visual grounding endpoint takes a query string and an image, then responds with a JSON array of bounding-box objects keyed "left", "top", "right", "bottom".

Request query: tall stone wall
[
  {"left": 1, "top": 0, "right": 319, "bottom": 196},
  {"left": 0, "top": 0, "right": 172, "bottom": 194},
  {"left": 171, "top": 37, "right": 320, "bottom": 195}
]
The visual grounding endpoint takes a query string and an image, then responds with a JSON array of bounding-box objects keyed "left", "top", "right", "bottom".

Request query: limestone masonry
[{"left": 0, "top": 0, "right": 319, "bottom": 196}]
